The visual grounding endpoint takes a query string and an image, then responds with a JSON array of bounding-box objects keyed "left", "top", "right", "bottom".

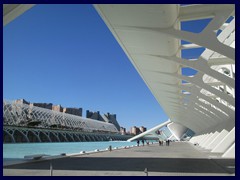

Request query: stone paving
[{"left": 3, "top": 142, "right": 235, "bottom": 176}]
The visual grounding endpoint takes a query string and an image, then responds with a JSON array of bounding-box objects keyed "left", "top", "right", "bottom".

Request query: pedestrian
[
  {"left": 166, "top": 140, "right": 169, "bottom": 146},
  {"left": 159, "top": 140, "right": 161, "bottom": 146},
  {"left": 142, "top": 139, "right": 144, "bottom": 146},
  {"left": 137, "top": 140, "right": 139, "bottom": 146}
]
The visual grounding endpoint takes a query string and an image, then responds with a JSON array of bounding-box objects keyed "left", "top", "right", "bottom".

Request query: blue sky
[{"left": 3, "top": 4, "right": 210, "bottom": 131}]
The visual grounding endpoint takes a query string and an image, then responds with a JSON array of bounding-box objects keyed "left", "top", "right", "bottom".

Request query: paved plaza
[{"left": 3, "top": 142, "right": 235, "bottom": 176}]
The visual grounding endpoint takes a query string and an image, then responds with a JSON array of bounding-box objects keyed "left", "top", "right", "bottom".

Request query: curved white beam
[
  {"left": 158, "top": 82, "right": 234, "bottom": 119},
  {"left": 179, "top": 4, "right": 234, "bottom": 21},
  {"left": 3, "top": 4, "right": 35, "bottom": 26},
  {"left": 152, "top": 54, "right": 234, "bottom": 88},
  {"left": 113, "top": 24, "right": 234, "bottom": 60},
  {"left": 151, "top": 71, "right": 235, "bottom": 106}
]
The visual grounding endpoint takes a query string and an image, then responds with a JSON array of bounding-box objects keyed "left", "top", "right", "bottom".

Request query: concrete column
[
  {"left": 202, "top": 131, "right": 219, "bottom": 149},
  {"left": 194, "top": 134, "right": 203, "bottom": 143},
  {"left": 189, "top": 136, "right": 196, "bottom": 143},
  {"left": 195, "top": 134, "right": 204, "bottom": 143},
  {"left": 199, "top": 133, "right": 212, "bottom": 146},
  {"left": 222, "top": 143, "right": 235, "bottom": 158},
  {"left": 205, "top": 129, "right": 228, "bottom": 150},
  {"left": 198, "top": 134, "right": 208, "bottom": 144},
  {"left": 200, "top": 133, "right": 214, "bottom": 147},
  {"left": 190, "top": 135, "right": 201, "bottom": 143},
  {"left": 211, "top": 127, "right": 235, "bottom": 153}
]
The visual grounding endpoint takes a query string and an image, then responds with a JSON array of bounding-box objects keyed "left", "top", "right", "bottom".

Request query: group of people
[
  {"left": 137, "top": 139, "right": 171, "bottom": 146},
  {"left": 137, "top": 139, "right": 150, "bottom": 146},
  {"left": 159, "top": 139, "right": 170, "bottom": 146},
  {"left": 166, "top": 139, "right": 170, "bottom": 146},
  {"left": 158, "top": 140, "right": 163, "bottom": 146}
]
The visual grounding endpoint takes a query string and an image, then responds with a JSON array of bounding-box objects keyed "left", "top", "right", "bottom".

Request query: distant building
[
  {"left": 15, "top": 99, "right": 30, "bottom": 105},
  {"left": 63, "top": 107, "right": 82, "bottom": 116},
  {"left": 131, "top": 126, "right": 140, "bottom": 135},
  {"left": 86, "top": 111, "right": 120, "bottom": 131},
  {"left": 130, "top": 126, "right": 147, "bottom": 135},
  {"left": 139, "top": 126, "right": 147, "bottom": 133},
  {"left": 52, "top": 105, "right": 63, "bottom": 112},
  {"left": 14, "top": 99, "right": 30, "bottom": 120},
  {"left": 104, "top": 113, "right": 120, "bottom": 131},
  {"left": 126, "top": 131, "right": 131, "bottom": 135},
  {"left": 31, "top": 102, "right": 53, "bottom": 110},
  {"left": 86, "top": 110, "right": 104, "bottom": 121},
  {"left": 12, "top": 99, "right": 122, "bottom": 132},
  {"left": 120, "top": 127, "right": 126, "bottom": 135}
]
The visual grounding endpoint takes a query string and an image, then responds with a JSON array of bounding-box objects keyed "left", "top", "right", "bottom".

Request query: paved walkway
[{"left": 3, "top": 142, "right": 235, "bottom": 176}]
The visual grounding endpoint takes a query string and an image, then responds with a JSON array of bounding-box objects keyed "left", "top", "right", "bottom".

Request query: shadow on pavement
[{"left": 4, "top": 156, "right": 235, "bottom": 174}]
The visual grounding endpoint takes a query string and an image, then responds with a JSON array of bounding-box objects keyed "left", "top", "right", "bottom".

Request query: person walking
[
  {"left": 137, "top": 140, "right": 140, "bottom": 146},
  {"left": 146, "top": 140, "right": 149, "bottom": 146},
  {"left": 142, "top": 139, "right": 145, "bottom": 146},
  {"left": 166, "top": 139, "right": 170, "bottom": 146}
]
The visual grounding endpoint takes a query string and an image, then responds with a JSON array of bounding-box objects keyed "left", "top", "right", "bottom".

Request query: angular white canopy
[{"left": 94, "top": 4, "right": 235, "bottom": 135}]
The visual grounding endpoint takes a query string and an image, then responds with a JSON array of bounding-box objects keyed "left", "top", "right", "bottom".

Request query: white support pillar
[
  {"left": 196, "top": 135, "right": 205, "bottom": 144},
  {"left": 189, "top": 135, "right": 198, "bottom": 143},
  {"left": 211, "top": 127, "right": 235, "bottom": 153},
  {"left": 222, "top": 143, "right": 235, "bottom": 158},
  {"left": 200, "top": 133, "right": 214, "bottom": 147},
  {"left": 194, "top": 135, "right": 202, "bottom": 143},
  {"left": 194, "top": 134, "right": 205, "bottom": 144},
  {"left": 197, "top": 134, "right": 208, "bottom": 144},
  {"left": 199, "top": 133, "right": 213, "bottom": 147},
  {"left": 194, "top": 135, "right": 204, "bottom": 144},
  {"left": 205, "top": 129, "right": 228, "bottom": 150},
  {"left": 202, "top": 131, "right": 219, "bottom": 149},
  {"left": 189, "top": 137, "right": 195, "bottom": 143},
  {"left": 197, "top": 135, "right": 205, "bottom": 143}
]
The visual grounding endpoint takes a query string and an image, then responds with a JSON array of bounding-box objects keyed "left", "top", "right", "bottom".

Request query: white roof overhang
[{"left": 94, "top": 4, "right": 235, "bottom": 134}]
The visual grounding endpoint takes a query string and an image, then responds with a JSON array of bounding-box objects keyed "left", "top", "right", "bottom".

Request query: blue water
[{"left": 3, "top": 141, "right": 140, "bottom": 159}]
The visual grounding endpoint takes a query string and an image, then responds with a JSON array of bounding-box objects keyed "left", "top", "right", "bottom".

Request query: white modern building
[
  {"left": 3, "top": 4, "right": 235, "bottom": 158},
  {"left": 93, "top": 4, "right": 235, "bottom": 158}
]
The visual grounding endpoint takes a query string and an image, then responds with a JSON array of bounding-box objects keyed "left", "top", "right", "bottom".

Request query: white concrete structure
[
  {"left": 3, "top": 4, "right": 35, "bottom": 26},
  {"left": 201, "top": 131, "right": 219, "bottom": 148},
  {"left": 211, "top": 127, "right": 235, "bottom": 153},
  {"left": 222, "top": 143, "right": 235, "bottom": 158},
  {"left": 3, "top": 100, "right": 119, "bottom": 133},
  {"left": 3, "top": 4, "right": 235, "bottom": 158},
  {"left": 167, "top": 122, "right": 188, "bottom": 140},
  {"left": 94, "top": 4, "right": 235, "bottom": 158},
  {"left": 205, "top": 129, "right": 229, "bottom": 149}
]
